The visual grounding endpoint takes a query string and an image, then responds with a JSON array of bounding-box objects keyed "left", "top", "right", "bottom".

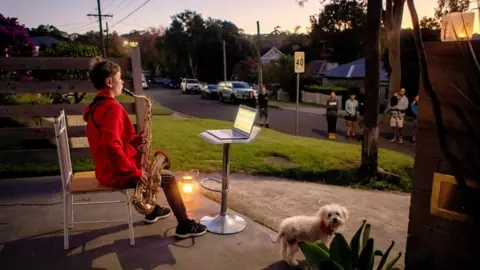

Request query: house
[
  {"left": 305, "top": 60, "right": 338, "bottom": 80},
  {"left": 260, "top": 47, "right": 284, "bottom": 64},
  {"left": 323, "top": 57, "right": 389, "bottom": 104},
  {"left": 30, "top": 36, "right": 60, "bottom": 56}
]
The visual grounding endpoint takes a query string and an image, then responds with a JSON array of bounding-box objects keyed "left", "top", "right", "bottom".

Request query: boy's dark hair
[{"left": 88, "top": 57, "right": 121, "bottom": 90}]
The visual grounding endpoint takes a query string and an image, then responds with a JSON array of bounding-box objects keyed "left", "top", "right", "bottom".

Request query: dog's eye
[
  {"left": 336, "top": 212, "right": 340, "bottom": 216},
  {"left": 328, "top": 213, "right": 332, "bottom": 217}
]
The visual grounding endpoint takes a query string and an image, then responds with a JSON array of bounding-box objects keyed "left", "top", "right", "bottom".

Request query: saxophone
[{"left": 123, "top": 87, "right": 171, "bottom": 215}]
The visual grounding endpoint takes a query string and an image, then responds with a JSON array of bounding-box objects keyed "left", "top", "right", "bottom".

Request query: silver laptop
[{"left": 207, "top": 105, "right": 258, "bottom": 140}]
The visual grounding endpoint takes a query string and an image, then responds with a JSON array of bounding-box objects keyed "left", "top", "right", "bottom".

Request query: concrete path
[
  {"left": 0, "top": 176, "right": 295, "bottom": 270},
  {"left": 200, "top": 173, "right": 410, "bottom": 269}
]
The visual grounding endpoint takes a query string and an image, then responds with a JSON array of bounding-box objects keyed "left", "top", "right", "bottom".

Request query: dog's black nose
[{"left": 333, "top": 217, "right": 338, "bottom": 223}]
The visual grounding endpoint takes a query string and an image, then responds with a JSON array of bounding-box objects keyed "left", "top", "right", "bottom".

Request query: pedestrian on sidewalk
[
  {"left": 388, "top": 88, "right": 409, "bottom": 144},
  {"left": 83, "top": 57, "right": 207, "bottom": 239},
  {"left": 345, "top": 93, "right": 359, "bottom": 139},
  {"left": 246, "top": 91, "right": 257, "bottom": 109},
  {"left": 258, "top": 86, "right": 270, "bottom": 128},
  {"left": 410, "top": 95, "right": 419, "bottom": 143},
  {"left": 326, "top": 91, "right": 339, "bottom": 140}
]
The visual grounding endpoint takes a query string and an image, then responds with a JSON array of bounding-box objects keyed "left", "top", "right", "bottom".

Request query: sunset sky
[{"left": 2, "top": 0, "right": 475, "bottom": 35}]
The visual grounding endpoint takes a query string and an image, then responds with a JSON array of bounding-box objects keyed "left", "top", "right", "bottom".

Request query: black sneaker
[
  {"left": 175, "top": 219, "right": 207, "bottom": 238},
  {"left": 144, "top": 205, "right": 171, "bottom": 224}
]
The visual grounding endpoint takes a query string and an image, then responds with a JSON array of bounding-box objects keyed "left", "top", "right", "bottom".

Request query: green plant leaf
[
  {"left": 319, "top": 260, "right": 345, "bottom": 270},
  {"left": 374, "top": 250, "right": 384, "bottom": 257},
  {"left": 314, "top": 240, "right": 330, "bottom": 253},
  {"left": 299, "top": 242, "right": 330, "bottom": 267},
  {"left": 350, "top": 220, "right": 366, "bottom": 268},
  {"left": 361, "top": 224, "right": 371, "bottom": 251},
  {"left": 358, "top": 238, "right": 374, "bottom": 270},
  {"left": 385, "top": 252, "right": 402, "bottom": 270},
  {"left": 377, "top": 241, "right": 395, "bottom": 270},
  {"left": 330, "top": 234, "right": 352, "bottom": 270}
]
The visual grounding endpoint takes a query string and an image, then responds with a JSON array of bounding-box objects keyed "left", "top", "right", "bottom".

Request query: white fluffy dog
[{"left": 271, "top": 203, "right": 349, "bottom": 267}]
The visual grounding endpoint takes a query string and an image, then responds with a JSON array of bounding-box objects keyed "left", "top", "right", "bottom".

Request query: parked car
[
  {"left": 217, "top": 81, "right": 257, "bottom": 103},
  {"left": 180, "top": 78, "right": 202, "bottom": 94},
  {"left": 168, "top": 78, "right": 181, "bottom": 89},
  {"left": 201, "top": 84, "right": 219, "bottom": 99}
]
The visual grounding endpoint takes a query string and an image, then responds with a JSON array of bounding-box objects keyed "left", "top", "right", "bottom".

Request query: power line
[
  {"left": 110, "top": 0, "right": 152, "bottom": 29},
  {"left": 109, "top": 0, "right": 128, "bottom": 14}
]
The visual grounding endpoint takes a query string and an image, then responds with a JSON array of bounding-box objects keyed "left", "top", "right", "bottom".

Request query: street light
[{"left": 123, "top": 40, "right": 139, "bottom": 47}]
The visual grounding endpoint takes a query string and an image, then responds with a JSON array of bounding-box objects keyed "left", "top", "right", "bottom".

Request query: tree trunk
[
  {"left": 360, "top": 0, "right": 383, "bottom": 180},
  {"left": 406, "top": 0, "right": 465, "bottom": 188},
  {"left": 387, "top": 31, "right": 401, "bottom": 94}
]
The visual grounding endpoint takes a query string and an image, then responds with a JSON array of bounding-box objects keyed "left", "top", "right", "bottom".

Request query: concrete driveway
[{"left": 0, "top": 175, "right": 296, "bottom": 270}]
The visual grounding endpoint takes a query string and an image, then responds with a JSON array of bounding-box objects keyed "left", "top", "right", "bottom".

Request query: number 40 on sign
[{"left": 294, "top": 51, "right": 305, "bottom": 73}]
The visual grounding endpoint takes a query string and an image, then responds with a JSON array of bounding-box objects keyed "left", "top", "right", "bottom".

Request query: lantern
[
  {"left": 179, "top": 175, "right": 198, "bottom": 202},
  {"left": 441, "top": 11, "right": 477, "bottom": 41}
]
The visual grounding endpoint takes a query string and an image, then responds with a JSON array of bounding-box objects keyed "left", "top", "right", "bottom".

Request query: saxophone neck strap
[{"left": 84, "top": 95, "right": 114, "bottom": 130}]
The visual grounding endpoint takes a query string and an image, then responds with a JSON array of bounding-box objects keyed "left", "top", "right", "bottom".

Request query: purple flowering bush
[{"left": 0, "top": 13, "right": 35, "bottom": 57}]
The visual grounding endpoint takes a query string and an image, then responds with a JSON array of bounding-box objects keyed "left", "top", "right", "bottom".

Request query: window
[
  {"left": 232, "top": 82, "right": 250, "bottom": 88},
  {"left": 187, "top": 79, "right": 199, "bottom": 83}
]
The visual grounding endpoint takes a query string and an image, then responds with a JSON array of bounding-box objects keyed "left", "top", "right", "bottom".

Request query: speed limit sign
[{"left": 294, "top": 51, "right": 305, "bottom": 73}]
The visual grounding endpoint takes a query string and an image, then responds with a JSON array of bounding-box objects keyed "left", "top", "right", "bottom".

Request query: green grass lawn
[{"left": 0, "top": 115, "right": 414, "bottom": 192}]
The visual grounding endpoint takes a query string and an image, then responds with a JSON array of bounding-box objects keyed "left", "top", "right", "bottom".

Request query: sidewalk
[{"left": 0, "top": 175, "right": 292, "bottom": 270}]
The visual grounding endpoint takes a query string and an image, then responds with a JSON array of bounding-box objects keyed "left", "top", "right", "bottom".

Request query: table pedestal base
[{"left": 200, "top": 214, "right": 247, "bottom": 234}]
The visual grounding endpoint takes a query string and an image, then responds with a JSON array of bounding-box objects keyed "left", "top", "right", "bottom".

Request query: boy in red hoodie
[{"left": 83, "top": 58, "right": 206, "bottom": 238}]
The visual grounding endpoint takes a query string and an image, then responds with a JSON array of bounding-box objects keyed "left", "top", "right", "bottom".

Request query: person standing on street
[
  {"left": 345, "top": 93, "right": 359, "bottom": 139},
  {"left": 326, "top": 91, "right": 339, "bottom": 140},
  {"left": 246, "top": 91, "right": 257, "bottom": 109},
  {"left": 389, "top": 88, "right": 409, "bottom": 144},
  {"left": 257, "top": 86, "right": 270, "bottom": 128}
]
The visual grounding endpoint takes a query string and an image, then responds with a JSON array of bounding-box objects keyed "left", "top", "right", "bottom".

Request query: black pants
[
  {"left": 259, "top": 107, "right": 268, "bottom": 119},
  {"left": 326, "top": 115, "right": 337, "bottom": 133},
  {"left": 128, "top": 170, "right": 188, "bottom": 222}
]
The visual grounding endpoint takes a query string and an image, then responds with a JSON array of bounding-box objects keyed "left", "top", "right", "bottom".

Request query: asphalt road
[{"left": 146, "top": 86, "right": 415, "bottom": 156}]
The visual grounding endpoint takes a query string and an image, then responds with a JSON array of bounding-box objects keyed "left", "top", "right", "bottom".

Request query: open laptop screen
[{"left": 233, "top": 106, "right": 256, "bottom": 134}]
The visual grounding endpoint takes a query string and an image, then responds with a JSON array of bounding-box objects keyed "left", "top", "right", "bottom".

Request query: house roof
[
  {"left": 260, "top": 47, "right": 284, "bottom": 62},
  {"left": 325, "top": 58, "right": 389, "bottom": 81},
  {"left": 306, "top": 60, "right": 328, "bottom": 75},
  {"left": 30, "top": 36, "right": 60, "bottom": 47}
]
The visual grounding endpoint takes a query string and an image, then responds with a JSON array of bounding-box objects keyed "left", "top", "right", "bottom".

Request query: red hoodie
[{"left": 83, "top": 90, "right": 143, "bottom": 188}]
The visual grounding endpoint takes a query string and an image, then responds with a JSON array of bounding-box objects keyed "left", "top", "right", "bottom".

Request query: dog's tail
[{"left": 270, "top": 232, "right": 283, "bottom": 243}]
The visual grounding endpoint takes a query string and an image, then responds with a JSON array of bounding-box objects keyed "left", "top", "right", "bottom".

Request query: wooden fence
[{"left": 0, "top": 47, "right": 145, "bottom": 164}]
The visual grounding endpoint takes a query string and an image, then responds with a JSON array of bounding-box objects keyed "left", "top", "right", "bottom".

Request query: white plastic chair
[{"left": 54, "top": 109, "right": 135, "bottom": 250}]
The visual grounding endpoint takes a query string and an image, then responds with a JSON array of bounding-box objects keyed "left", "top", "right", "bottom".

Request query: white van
[{"left": 141, "top": 74, "right": 148, "bottom": 89}]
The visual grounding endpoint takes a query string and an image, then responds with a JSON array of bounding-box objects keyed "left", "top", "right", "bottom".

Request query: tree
[
  {"left": 434, "top": 0, "right": 471, "bottom": 20},
  {"left": 36, "top": 41, "right": 101, "bottom": 104},
  {"left": 382, "top": 0, "right": 406, "bottom": 96},
  {"left": 122, "top": 27, "right": 165, "bottom": 76},
  {"left": 0, "top": 14, "right": 35, "bottom": 57},
  {"left": 0, "top": 14, "right": 35, "bottom": 104},
  {"left": 308, "top": 0, "right": 366, "bottom": 64},
  {"left": 157, "top": 10, "right": 255, "bottom": 82},
  {"left": 420, "top": 16, "right": 441, "bottom": 30}
]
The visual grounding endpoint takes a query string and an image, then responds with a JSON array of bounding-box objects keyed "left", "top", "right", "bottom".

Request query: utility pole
[
  {"left": 104, "top": 22, "right": 109, "bottom": 57},
  {"left": 256, "top": 21, "right": 263, "bottom": 90},
  {"left": 223, "top": 40, "right": 227, "bottom": 81},
  {"left": 87, "top": 0, "right": 112, "bottom": 58}
]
